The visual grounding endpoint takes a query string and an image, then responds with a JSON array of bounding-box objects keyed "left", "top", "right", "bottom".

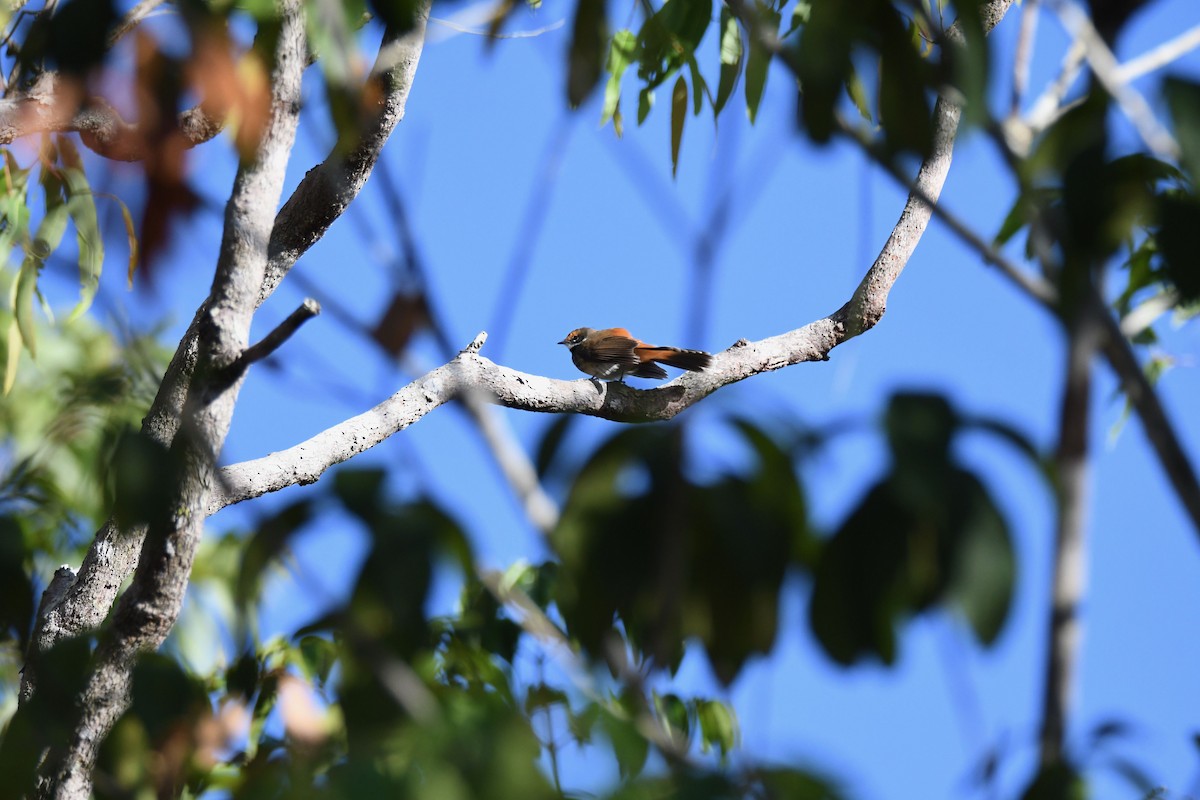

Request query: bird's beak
[{"left": 557, "top": 338, "right": 568, "bottom": 346}]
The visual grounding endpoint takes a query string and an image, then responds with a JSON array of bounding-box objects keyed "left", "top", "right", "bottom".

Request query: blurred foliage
[{"left": 0, "top": 0, "right": 1195, "bottom": 798}]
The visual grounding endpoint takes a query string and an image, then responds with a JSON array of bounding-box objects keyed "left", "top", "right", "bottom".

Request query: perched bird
[{"left": 558, "top": 327, "right": 712, "bottom": 382}]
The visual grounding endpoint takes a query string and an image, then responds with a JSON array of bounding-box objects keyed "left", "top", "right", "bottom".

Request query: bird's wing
[{"left": 590, "top": 334, "right": 641, "bottom": 365}]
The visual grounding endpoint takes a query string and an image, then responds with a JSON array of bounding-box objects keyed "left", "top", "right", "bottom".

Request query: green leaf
[
  {"left": 3, "top": 312, "right": 19, "bottom": 395},
  {"left": 58, "top": 137, "right": 103, "bottom": 322},
  {"left": 671, "top": 75, "right": 688, "bottom": 177},
  {"left": 714, "top": 7, "right": 743, "bottom": 116},
  {"left": 638, "top": 87, "right": 654, "bottom": 124},
  {"left": 567, "top": 0, "right": 607, "bottom": 107},
  {"left": 236, "top": 499, "right": 314, "bottom": 611},
  {"left": 524, "top": 683, "right": 569, "bottom": 715},
  {"left": 0, "top": 153, "right": 32, "bottom": 262},
  {"left": 795, "top": 0, "right": 850, "bottom": 142},
  {"left": 637, "top": 0, "right": 712, "bottom": 90},
  {"left": 790, "top": 1, "right": 812, "bottom": 32},
  {"left": 601, "top": 29, "right": 637, "bottom": 130},
  {"left": 295, "top": 635, "right": 338, "bottom": 687},
  {"left": 600, "top": 706, "right": 650, "bottom": 779},
  {"left": 115, "top": 196, "right": 138, "bottom": 287},
  {"left": 0, "top": 190, "right": 31, "bottom": 262},
  {"left": 846, "top": 64, "right": 873, "bottom": 122},
  {"left": 14, "top": 168, "right": 72, "bottom": 358},
  {"left": 944, "top": 477, "right": 1014, "bottom": 645},
  {"left": 696, "top": 700, "right": 738, "bottom": 757},
  {"left": 744, "top": 4, "right": 779, "bottom": 124},
  {"left": 686, "top": 56, "right": 707, "bottom": 115},
  {"left": 653, "top": 691, "right": 690, "bottom": 745}
]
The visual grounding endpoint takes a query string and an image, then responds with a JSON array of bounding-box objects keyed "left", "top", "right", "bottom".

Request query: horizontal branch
[{"left": 211, "top": 317, "right": 844, "bottom": 512}]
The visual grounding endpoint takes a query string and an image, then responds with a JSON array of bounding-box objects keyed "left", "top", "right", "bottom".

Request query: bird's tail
[{"left": 635, "top": 346, "right": 712, "bottom": 372}]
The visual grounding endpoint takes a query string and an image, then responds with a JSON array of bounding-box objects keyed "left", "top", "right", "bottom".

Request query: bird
[{"left": 558, "top": 327, "right": 712, "bottom": 382}]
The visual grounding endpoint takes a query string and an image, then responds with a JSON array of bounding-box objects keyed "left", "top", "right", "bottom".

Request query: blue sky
[{"left": 25, "top": 0, "right": 1200, "bottom": 796}]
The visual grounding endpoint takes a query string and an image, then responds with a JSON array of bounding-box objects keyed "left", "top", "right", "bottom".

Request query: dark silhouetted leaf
[
  {"left": 535, "top": 414, "right": 576, "bottom": 479},
  {"left": 637, "top": 0, "right": 712, "bottom": 91},
  {"left": 236, "top": 499, "right": 313, "bottom": 610},
  {"left": 600, "top": 706, "right": 650, "bottom": 780},
  {"left": 1021, "top": 761, "right": 1086, "bottom": 800},
  {"left": 109, "top": 429, "right": 177, "bottom": 530},
  {"left": 714, "top": 7, "right": 743, "bottom": 116},
  {"left": 944, "top": 475, "right": 1014, "bottom": 645},
  {"left": 638, "top": 87, "right": 654, "bottom": 124},
  {"left": 744, "top": 4, "right": 779, "bottom": 125},
  {"left": 1156, "top": 191, "right": 1200, "bottom": 302},
  {"left": 1165, "top": 77, "right": 1200, "bottom": 181},
  {"left": 333, "top": 467, "right": 388, "bottom": 523},
  {"left": 757, "top": 767, "right": 845, "bottom": 799},
  {"left": 671, "top": 75, "right": 688, "bottom": 177},
  {"left": 554, "top": 419, "right": 802, "bottom": 684},
  {"left": 0, "top": 516, "right": 34, "bottom": 649},
  {"left": 567, "top": 0, "right": 607, "bottom": 107},
  {"left": 225, "top": 650, "right": 262, "bottom": 699},
  {"left": 0, "top": 636, "right": 93, "bottom": 800},
  {"left": 812, "top": 392, "right": 1016, "bottom": 664}
]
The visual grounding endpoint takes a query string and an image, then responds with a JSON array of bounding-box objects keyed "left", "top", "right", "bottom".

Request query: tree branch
[
  {"left": 33, "top": 4, "right": 307, "bottom": 796},
  {"left": 726, "top": 0, "right": 1021, "bottom": 339},
  {"left": 210, "top": 317, "right": 845, "bottom": 512},
  {"left": 1047, "top": 0, "right": 1180, "bottom": 161},
  {"left": 734, "top": 0, "right": 1200, "bottom": 536},
  {"left": 233, "top": 297, "right": 321, "bottom": 371},
  {"left": 22, "top": 4, "right": 432, "bottom": 687},
  {"left": 107, "top": 0, "right": 167, "bottom": 47},
  {"left": 1038, "top": 289, "right": 1101, "bottom": 768},
  {"left": 1092, "top": 289, "right": 1200, "bottom": 532}
]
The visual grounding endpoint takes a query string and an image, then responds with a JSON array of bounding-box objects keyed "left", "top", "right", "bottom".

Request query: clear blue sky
[{"left": 34, "top": 0, "right": 1200, "bottom": 796}]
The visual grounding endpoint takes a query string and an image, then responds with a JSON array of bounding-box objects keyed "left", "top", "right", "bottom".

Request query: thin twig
[
  {"left": 234, "top": 298, "right": 321, "bottom": 371},
  {"left": 1021, "top": 39, "right": 1088, "bottom": 143},
  {"left": 1119, "top": 290, "right": 1179, "bottom": 338},
  {"left": 1114, "top": 24, "right": 1200, "bottom": 85},
  {"left": 1038, "top": 287, "right": 1101, "bottom": 767},
  {"left": 1048, "top": 0, "right": 1180, "bottom": 161},
  {"left": 428, "top": 15, "right": 565, "bottom": 39},
  {"left": 1011, "top": 0, "right": 1040, "bottom": 118},
  {"left": 1092, "top": 289, "right": 1200, "bottom": 532},
  {"left": 106, "top": 0, "right": 167, "bottom": 47}
]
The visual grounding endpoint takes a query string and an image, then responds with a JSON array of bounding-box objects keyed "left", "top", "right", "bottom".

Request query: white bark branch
[
  {"left": 210, "top": 318, "right": 845, "bottom": 513},
  {"left": 1114, "top": 24, "right": 1200, "bottom": 84},
  {"left": 1048, "top": 0, "right": 1180, "bottom": 161},
  {"left": 22, "top": 5, "right": 432, "bottom": 690},
  {"left": 33, "top": 4, "right": 307, "bottom": 796}
]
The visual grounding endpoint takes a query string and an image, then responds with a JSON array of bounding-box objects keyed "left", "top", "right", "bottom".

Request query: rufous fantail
[{"left": 558, "top": 327, "right": 712, "bottom": 381}]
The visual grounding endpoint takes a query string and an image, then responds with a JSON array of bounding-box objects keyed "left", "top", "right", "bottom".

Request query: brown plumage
[{"left": 557, "top": 327, "right": 712, "bottom": 382}]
